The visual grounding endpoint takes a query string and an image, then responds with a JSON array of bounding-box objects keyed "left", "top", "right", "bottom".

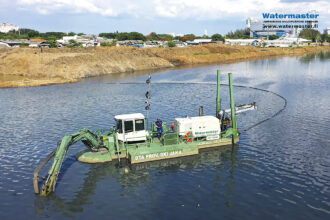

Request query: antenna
[{"left": 145, "top": 75, "right": 151, "bottom": 131}]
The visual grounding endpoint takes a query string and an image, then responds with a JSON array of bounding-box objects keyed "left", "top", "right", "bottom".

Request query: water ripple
[{"left": 0, "top": 55, "right": 330, "bottom": 219}]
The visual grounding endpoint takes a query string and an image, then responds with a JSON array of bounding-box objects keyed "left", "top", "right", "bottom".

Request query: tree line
[
  {"left": 0, "top": 28, "right": 225, "bottom": 42},
  {"left": 0, "top": 28, "right": 328, "bottom": 43},
  {"left": 0, "top": 29, "right": 84, "bottom": 40},
  {"left": 299, "top": 29, "right": 328, "bottom": 42},
  {"left": 99, "top": 32, "right": 227, "bottom": 42}
]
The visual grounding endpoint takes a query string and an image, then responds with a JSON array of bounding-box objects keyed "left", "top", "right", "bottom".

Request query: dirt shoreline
[{"left": 1, "top": 44, "right": 329, "bottom": 88}]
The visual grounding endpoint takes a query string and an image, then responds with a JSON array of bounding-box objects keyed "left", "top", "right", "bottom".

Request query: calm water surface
[{"left": 0, "top": 52, "right": 329, "bottom": 219}]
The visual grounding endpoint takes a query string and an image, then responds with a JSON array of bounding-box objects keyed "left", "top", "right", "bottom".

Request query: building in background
[
  {"left": 247, "top": 11, "right": 319, "bottom": 39},
  {"left": 247, "top": 17, "right": 286, "bottom": 39},
  {"left": 325, "top": 28, "right": 330, "bottom": 35},
  {"left": 168, "top": 33, "right": 184, "bottom": 38},
  {"left": 225, "top": 37, "right": 311, "bottom": 47},
  {"left": 0, "top": 23, "right": 19, "bottom": 33},
  {"left": 56, "top": 35, "right": 101, "bottom": 47}
]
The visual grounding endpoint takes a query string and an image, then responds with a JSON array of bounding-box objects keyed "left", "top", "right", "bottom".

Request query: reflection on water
[
  {"left": 34, "top": 146, "right": 238, "bottom": 218},
  {"left": 299, "top": 51, "right": 330, "bottom": 62},
  {"left": 0, "top": 52, "right": 329, "bottom": 219}
]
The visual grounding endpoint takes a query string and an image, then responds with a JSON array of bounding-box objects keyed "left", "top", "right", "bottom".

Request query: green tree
[
  {"left": 127, "top": 32, "right": 146, "bottom": 41},
  {"left": 67, "top": 39, "right": 82, "bottom": 48},
  {"left": 211, "top": 34, "right": 224, "bottom": 42},
  {"left": 100, "top": 40, "right": 116, "bottom": 47},
  {"left": 20, "top": 43, "right": 29, "bottom": 47},
  {"left": 115, "top": 33, "right": 128, "bottom": 41},
  {"left": 100, "top": 32, "right": 143, "bottom": 41},
  {"left": 68, "top": 32, "right": 76, "bottom": 36},
  {"left": 179, "top": 34, "right": 196, "bottom": 42},
  {"left": 0, "top": 29, "right": 69, "bottom": 41},
  {"left": 316, "top": 34, "right": 322, "bottom": 43},
  {"left": 226, "top": 28, "right": 250, "bottom": 39},
  {"left": 195, "top": 35, "right": 210, "bottom": 39},
  {"left": 27, "top": 30, "right": 40, "bottom": 38},
  {"left": 0, "top": 32, "right": 29, "bottom": 39},
  {"left": 146, "top": 32, "right": 160, "bottom": 41},
  {"left": 99, "top": 32, "right": 117, "bottom": 39},
  {"left": 45, "top": 40, "right": 58, "bottom": 48},
  {"left": 299, "top": 29, "right": 321, "bottom": 42},
  {"left": 167, "top": 41, "right": 176, "bottom": 47},
  {"left": 158, "top": 34, "right": 173, "bottom": 41},
  {"left": 268, "top": 35, "right": 279, "bottom": 40},
  {"left": 320, "top": 33, "right": 327, "bottom": 42},
  {"left": 18, "top": 28, "right": 37, "bottom": 35},
  {"left": 40, "top": 32, "right": 66, "bottom": 40}
]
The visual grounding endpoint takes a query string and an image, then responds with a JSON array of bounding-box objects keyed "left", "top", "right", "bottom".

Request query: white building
[
  {"left": 246, "top": 17, "right": 263, "bottom": 32},
  {"left": 0, "top": 42, "right": 10, "bottom": 47},
  {"left": 193, "top": 39, "right": 212, "bottom": 44},
  {"left": 62, "top": 35, "right": 78, "bottom": 42},
  {"left": 225, "top": 37, "right": 311, "bottom": 47},
  {"left": 225, "top": 39, "right": 257, "bottom": 46},
  {"left": 325, "top": 28, "right": 330, "bottom": 35},
  {"left": 57, "top": 35, "right": 100, "bottom": 47},
  {"left": 144, "top": 41, "right": 166, "bottom": 48},
  {"left": 265, "top": 38, "right": 311, "bottom": 47},
  {"left": 168, "top": 33, "right": 184, "bottom": 37},
  {"left": 0, "top": 23, "right": 19, "bottom": 33}
]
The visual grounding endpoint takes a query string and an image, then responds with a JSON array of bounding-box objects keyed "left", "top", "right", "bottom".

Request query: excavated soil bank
[{"left": 1, "top": 44, "right": 329, "bottom": 87}]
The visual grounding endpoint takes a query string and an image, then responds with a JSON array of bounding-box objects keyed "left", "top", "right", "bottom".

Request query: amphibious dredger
[{"left": 34, "top": 70, "right": 257, "bottom": 196}]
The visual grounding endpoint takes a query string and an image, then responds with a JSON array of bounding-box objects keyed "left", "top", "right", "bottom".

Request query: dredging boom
[{"left": 34, "top": 128, "right": 105, "bottom": 196}]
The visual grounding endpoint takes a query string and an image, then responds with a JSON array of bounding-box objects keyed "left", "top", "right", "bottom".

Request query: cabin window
[
  {"left": 116, "top": 120, "right": 123, "bottom": 133},
  {"left": 124, "top": 120, "right": 134, "bottom": 133},
  {"left": 135, "top": 119, "right": 145, "bottom": 131}
]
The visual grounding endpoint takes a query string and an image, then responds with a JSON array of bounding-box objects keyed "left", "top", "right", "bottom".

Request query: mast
[
  {"left": 216, "top": 70, "right": 221, "bottom": 118},
  {"left": 228, "top": 73, "right": 237, "bottom": 131}
]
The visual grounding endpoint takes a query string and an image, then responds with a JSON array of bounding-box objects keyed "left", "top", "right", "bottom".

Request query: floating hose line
[
  {"left": 106, "top": 82, "right": 287, "bottom": 132},
  {"left": 232, "top": 84, "right": 287, "bottom": 132}
]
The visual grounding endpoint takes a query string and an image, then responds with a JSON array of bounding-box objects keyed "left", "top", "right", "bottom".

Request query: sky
[{"left": 0, "top": 0, "right": 329, "bottom": 35}]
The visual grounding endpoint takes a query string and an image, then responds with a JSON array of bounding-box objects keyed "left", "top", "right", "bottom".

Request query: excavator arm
[{"left": 34, "top": 128, "right": 104, "bottom": 196}]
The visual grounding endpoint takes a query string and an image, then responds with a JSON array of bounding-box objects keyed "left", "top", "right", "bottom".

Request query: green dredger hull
[
  {"left": 34, "top": 71, "right": 240, "bottom": 196},
  {"left": 77, "top": 136, "right": 239, "bottom": 164}
]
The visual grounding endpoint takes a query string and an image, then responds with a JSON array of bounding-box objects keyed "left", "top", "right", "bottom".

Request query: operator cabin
[{"left": 115, "top": 113, "right": 148, "bottom": 142}]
